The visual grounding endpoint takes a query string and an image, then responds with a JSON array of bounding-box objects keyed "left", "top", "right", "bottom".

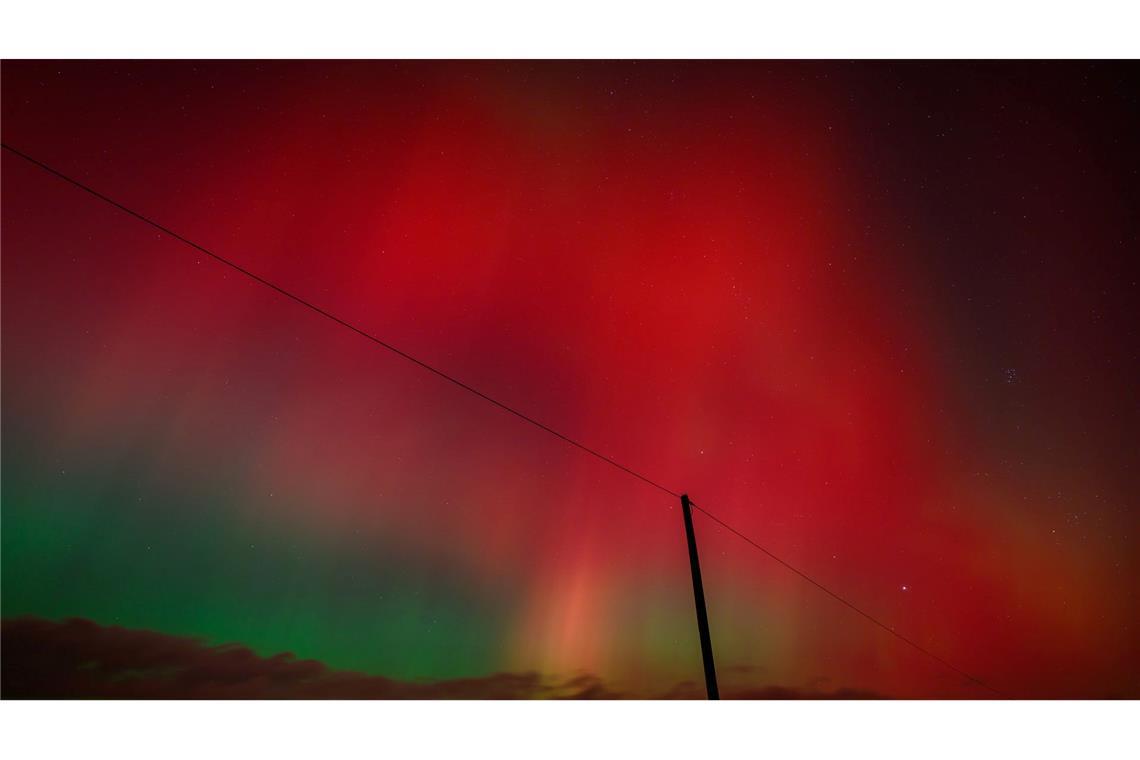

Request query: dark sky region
[{"left": 1, "top": 61, "right": 1137, "bottom": 699}]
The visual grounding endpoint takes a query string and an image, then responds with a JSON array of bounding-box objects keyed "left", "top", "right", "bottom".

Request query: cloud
[
  {"left": 1, "top": 617, "right": 881, "bottom": 699},
  {"left": 660, "top": 678, "right": 882, "bottom": 700},
  {"left": 0, "top": 617, "right": 620, "bottom": 699},
  {"left": 727, "top": 685, "right": 883, "bottom": 699}
]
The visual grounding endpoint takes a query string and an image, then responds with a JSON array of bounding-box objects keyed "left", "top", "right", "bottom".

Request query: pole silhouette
[{"left": 680, "top": 493, "right": 719, "bottom": 699}]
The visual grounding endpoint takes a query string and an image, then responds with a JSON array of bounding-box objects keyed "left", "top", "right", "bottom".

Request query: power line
[
  {"left": 3, "top": 141, "right": 1004, "bottom": 698},
  {"left": 688, "top": 499, "right": 1007, "bottom": 697},
  {"left": 1, "top": 142, "right": 679, "bottom": 500}
]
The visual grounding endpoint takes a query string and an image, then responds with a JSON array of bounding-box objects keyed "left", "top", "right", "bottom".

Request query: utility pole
[{"left": 680, "top": 493, "right": 719, "bottom": 699}]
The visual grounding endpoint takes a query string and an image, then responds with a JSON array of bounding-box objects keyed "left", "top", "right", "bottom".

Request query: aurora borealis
[{"left": 2, "top": 60, "right": 1137, "bottom": 698}]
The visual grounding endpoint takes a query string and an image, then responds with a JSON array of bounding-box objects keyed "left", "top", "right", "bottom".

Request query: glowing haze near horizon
[{"left": 2, "top": 61, "right": 1137, "bottom": 697}]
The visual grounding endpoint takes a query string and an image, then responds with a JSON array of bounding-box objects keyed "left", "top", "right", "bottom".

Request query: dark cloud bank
[{"left": 1, "top": 617, "right": 882, "bottom": 699}]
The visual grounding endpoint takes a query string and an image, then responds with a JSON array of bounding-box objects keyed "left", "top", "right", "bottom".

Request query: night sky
[{"left": 2, "top": 61, "right": 1137, "bottom": 698}]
